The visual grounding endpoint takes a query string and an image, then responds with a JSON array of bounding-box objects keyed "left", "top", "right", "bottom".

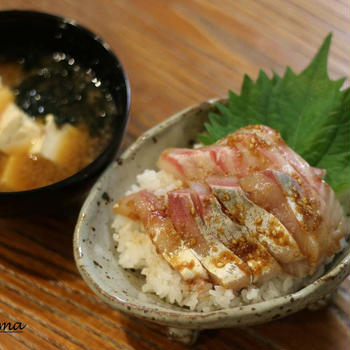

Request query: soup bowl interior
[
  {"left": 0, "top": 10, "right": 130, "bottom": 215},
  {"left": 74, "top": 99, "right": 350, "bottom": 331}
]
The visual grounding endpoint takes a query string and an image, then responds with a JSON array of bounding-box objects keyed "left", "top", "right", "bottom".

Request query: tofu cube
[
  {"left": 31, "top": 114, "right": 88, "bottom": 173},
  {"left": 0, "top": 152, "right": 65, "bottom": 191},
  {"left": 0, "top": 103, "right": 42, "bottom": 154}
]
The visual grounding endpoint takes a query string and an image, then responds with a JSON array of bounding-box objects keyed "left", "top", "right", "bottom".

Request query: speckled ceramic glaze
[{"left": 74, "top": 99, "right": 350, "bottom": 340}]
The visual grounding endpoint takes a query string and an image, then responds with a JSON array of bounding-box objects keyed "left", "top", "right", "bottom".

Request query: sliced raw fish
[
  {"left": 116, "top": 124, "right": 347, "bottom": 286},
  {"left": 232, "top": 125, "right": 346, "bottom": 254},
  {"left": 207, "top": 178, "right": 304, "bottom": 268},
  {"left": 168, "top": 189, "right": 251, "bottom": 290},
  {"left": 157, "top": 146, "right": 242, "bottom": 182},
  {"left": 114, "top": 190, "right": 208, "bottom": 282},
  {"left": 240, "top": 171, "right": 322, "bottom": 270},
  {"left": 217, "top": 125, "right": 297, "bottom": 176},
  {"left": 267, "top": 170, "right": 345, "bottom": 263},
  {"left": 189, "top": 182, "right": 282, "bottom": 283}
]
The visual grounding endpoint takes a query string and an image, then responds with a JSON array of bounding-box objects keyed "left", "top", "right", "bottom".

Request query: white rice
[{"left": 112, "top": 169, "right": 345, "bottom": 311}]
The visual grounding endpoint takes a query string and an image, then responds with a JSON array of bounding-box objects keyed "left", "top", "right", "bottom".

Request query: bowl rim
[
  {"left": 0, "top": 9, "right": 131, "bottom": 196},
  {"left": 74, "top": 99, "right": 350, "bottom": 328}
]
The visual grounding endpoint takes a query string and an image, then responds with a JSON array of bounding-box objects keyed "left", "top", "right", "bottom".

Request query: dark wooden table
[{"left": 0, "top": 1, "right": 349, "bottom": 349}]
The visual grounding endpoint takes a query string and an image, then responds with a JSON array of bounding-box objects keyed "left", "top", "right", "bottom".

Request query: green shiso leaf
[
  {"left": 200, "top": 34, "right": 349, "bottom": 194},
  {"left": 316, "top": 88, "right": 350, "bottom": 194}
]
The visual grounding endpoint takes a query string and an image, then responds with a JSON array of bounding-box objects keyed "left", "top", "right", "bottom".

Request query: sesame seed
[
  {"left": 188, "top": 238, "right": 197, "bottom": 247},
  {"left": 255, "top": 217, "right": 263, "bottom": 225}
]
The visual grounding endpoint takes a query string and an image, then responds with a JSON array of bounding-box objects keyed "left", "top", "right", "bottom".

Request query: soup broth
[{"left": 0, "top": 52, "right": 116, "bottom": 192}]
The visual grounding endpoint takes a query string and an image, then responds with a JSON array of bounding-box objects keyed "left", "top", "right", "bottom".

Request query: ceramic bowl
[
  {"left": 0, "top": 10, "right": 130, "bottom": 216},
  {"left": 74, "top": 99, "right": 350, "bottom": 344}
]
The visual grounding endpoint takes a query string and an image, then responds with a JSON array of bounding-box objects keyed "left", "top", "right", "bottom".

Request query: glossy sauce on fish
[{"left": 116, "top": 125, "right": 346, "bottom": 290}]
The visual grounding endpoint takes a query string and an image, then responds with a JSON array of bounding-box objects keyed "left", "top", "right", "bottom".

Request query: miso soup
[{"left": 0, "top": 52, "right": 116, "bottom": 192}]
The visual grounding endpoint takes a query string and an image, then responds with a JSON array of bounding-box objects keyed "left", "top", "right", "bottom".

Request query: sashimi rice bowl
[
  {"left": 74, "top": 35, "right": 350, "bottom": 330},
  {"left": 112, "top": 122, "right": 348, "bottom": 311}
]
